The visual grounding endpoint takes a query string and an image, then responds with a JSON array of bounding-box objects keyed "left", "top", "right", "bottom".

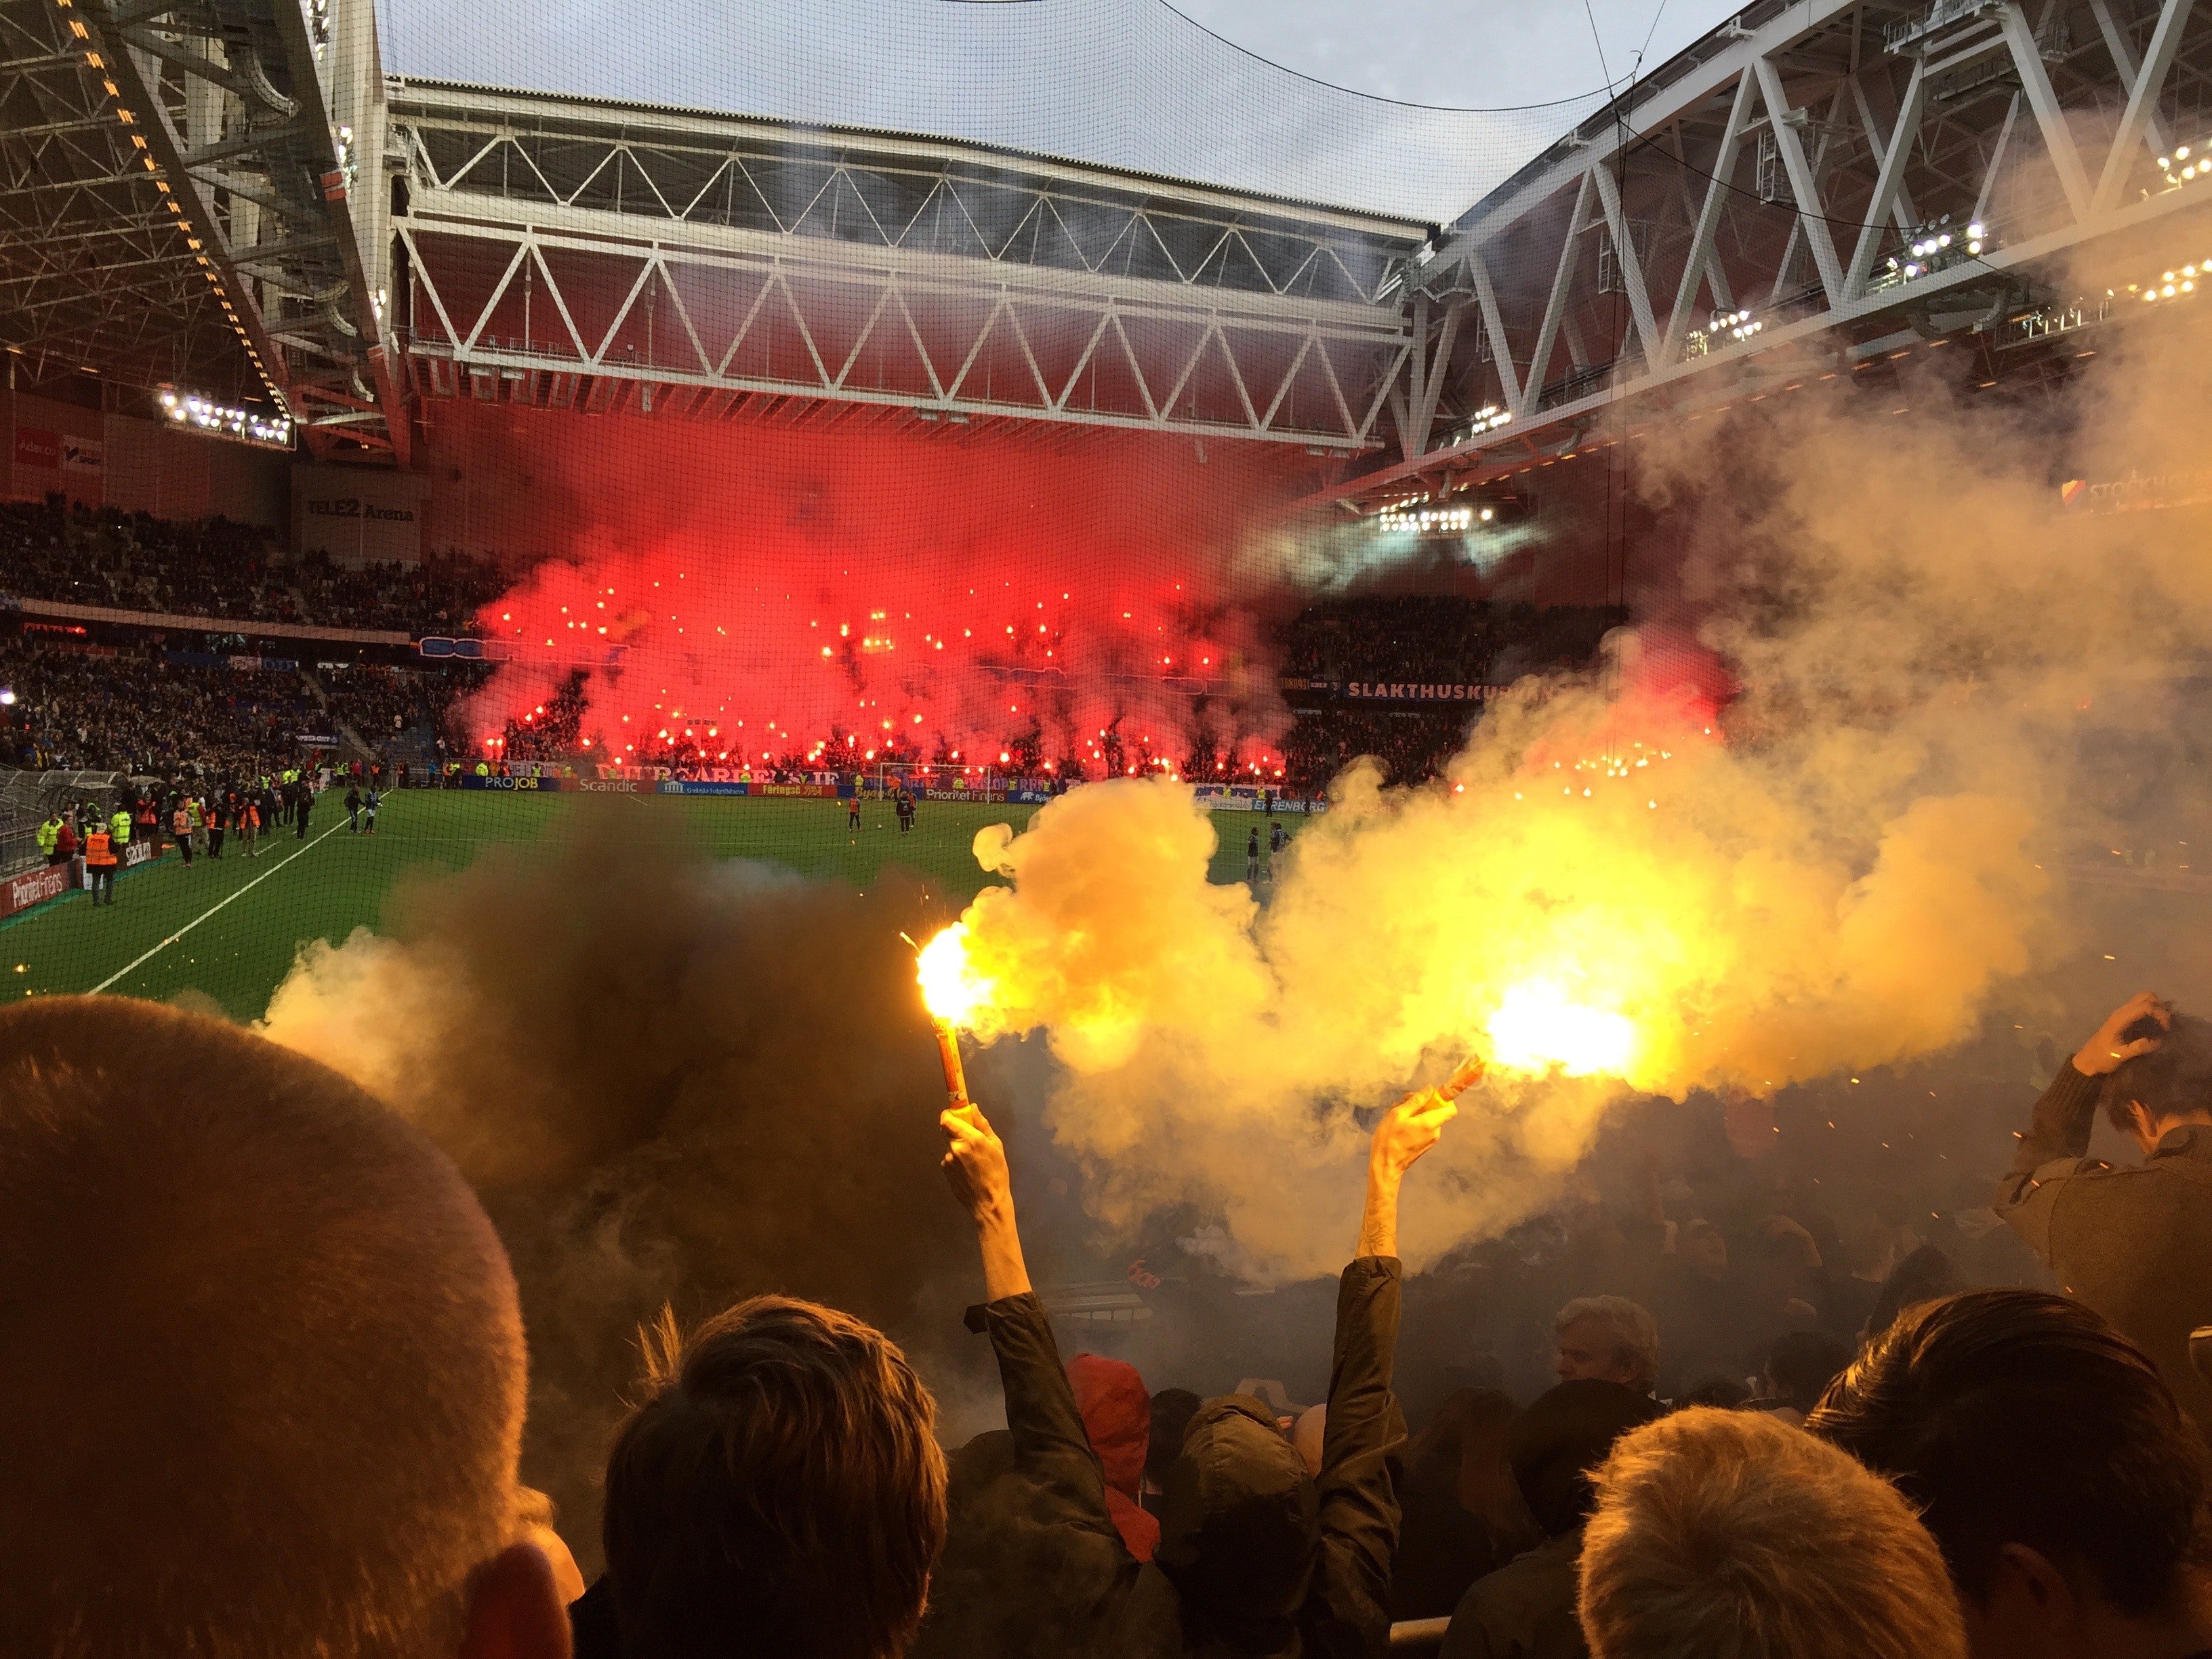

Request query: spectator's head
[
  {"left": 1841, "top": 1213, "right": 1898, "bottom": 1282},
  {"left": 1809, "top": 1290, "right": 2212, "bottom": 1659},
  {"left": 1154, "top": 1395, "right": 1320, "bottom": 1632},
  {"left": 0, "top": 996, "right": 553, "bottom": 1659},
  {"left": 1067, "top": 1352, "right": 1151, "bottom": 1500},
  {"left": 1763, "top": 1330, "right": 1852, "bottom": 1416},
  {"left": 2102, "top": 1012, "right": 2212, "bottom": 1152},
  {"left": 1145, "top": 1387, "right": 1202, "bottom": 1495},
  {"left": 1407, "top": 1387, "right": 1524, "bottom": 1532},
  {"left": 602, "top": 1295, "right": 947, "bottom": 1659},
  {"left": 1578, "top": 1407, "right": 1967, "bottom": 1659},
  {"left": 1554, "top": 1296, "right": 1661, "bottom": 1393},
  {"left": 1509, "top": 1379, "right": 1665, "bottom": 1537},
  {"left": 1866, "top": 1243, "right": 1965, "bottom": 1339},
  {"left": 1679, "top": 1219, "right": 1729, "bottom": 1277}
]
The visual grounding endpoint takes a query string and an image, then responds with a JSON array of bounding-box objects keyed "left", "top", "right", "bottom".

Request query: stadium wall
[
  {"left": 292, "top": 464, "right": 429, "bottom": 565},
  {"left": 1, "top": 389, "right": 287, "bottom": 527}
]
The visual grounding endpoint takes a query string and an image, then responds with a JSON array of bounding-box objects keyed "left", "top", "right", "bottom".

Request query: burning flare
[
  {"left": 1484, "top": 981, "right": 1639, "bottom": 1078},
  {"left": 917, "top": 924, "right": 987, "bottom": 1029},
  {"left": 917, "top": 924, "right": 982, "bottom": 1106}
]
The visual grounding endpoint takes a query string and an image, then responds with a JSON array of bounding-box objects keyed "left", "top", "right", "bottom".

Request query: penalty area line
[{"left": 91, "top": 817, "right": 348, "bottom": 996}]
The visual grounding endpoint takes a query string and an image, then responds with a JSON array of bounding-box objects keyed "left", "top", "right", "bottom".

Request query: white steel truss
[
  {"left": 387, "top": 83, "right": 1428, "bottom": 449},
  {"left": 1358, "top": 0, "right": 2212, "bottom": 495},
  {"left": 2, "top": 0, "right": 403, "bottom": 454}
]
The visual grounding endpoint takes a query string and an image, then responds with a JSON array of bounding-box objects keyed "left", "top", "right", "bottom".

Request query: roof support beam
[
  {"left": 2092, "top": 0, "right": 2198, "bottom": 211},
  {"left": 1999, "top": 0, "right": 2095, "bottom": 220},
  {"left": 1844, "top": 60, "right": 1929, "bottom": 300},
  {"left": 1753, "top": 56, "right": 1847, "bottom": 306}
]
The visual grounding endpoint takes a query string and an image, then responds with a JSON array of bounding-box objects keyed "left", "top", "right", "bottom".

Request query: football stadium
[{"left": 10, "top": 1, "right": 2212, "bottom": 1652}]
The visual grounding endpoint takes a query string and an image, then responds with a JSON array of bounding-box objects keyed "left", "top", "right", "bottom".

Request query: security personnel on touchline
[
  {"left": 475, "top": 760, "right": 490, "bottom": 778},
  {"left": 110, "top": 804, "right": 132, "bottom": 851},
  {"left": 83, "top": 821, "right": 118, "bottom": 905},
  {"left": 36, "top": 813, "right": 61, "bottom": 863}
]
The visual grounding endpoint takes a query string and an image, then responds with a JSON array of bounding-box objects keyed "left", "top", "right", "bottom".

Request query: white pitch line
[{"left": 91, "top": 817, "right": 346, "bottom": 994}]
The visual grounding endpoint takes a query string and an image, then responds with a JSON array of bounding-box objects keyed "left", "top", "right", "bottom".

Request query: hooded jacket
[
  {"left": 1067, "top": 1353, "right": 1160, "bottom": 1561},
  {"left": 979, "top": 1256, "right": 1404, "bottom": 1659}
]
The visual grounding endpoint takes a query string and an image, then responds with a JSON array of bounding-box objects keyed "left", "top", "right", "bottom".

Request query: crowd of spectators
[
  {"left": 1279, "top": 596, "right": 1624, "bottom": 688},
  {"left": 0, "top": 499, "right": 293, "bottom": 621},
  {"left": 9, "top": 987, "right": 2212, "bottom": 1659},
  {"left": 291, "top": 546, "right": 508, "bottom": 635},
  {"left": 0, "top": 637, "right": 316, "bottom": 777},
  {"left": 0, "top": 500, "right": 505, "bottom": 636},
  {"left": 1274, "top": 598, "right": 1626, "bottom": 790},
  {"left": 0, "top": 636, "right": 459, "bottom": 778}
]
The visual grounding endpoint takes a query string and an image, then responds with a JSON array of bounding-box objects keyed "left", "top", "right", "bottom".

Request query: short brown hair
[
  {"left": 1809, "top": 1289, "right": 2212, "bottom": 1616},
  {"left": 0, "top": 997, "right": 527, "bottom": 1659},
  {"left": 1580, "top": 1408, "right": 1966, "bottom": 1659},
  {"left": 604, "top": 1295, "right": 949, "bottom": 1659}
]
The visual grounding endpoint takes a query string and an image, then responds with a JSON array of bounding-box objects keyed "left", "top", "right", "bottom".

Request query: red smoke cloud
[{"left": 419, "top": 405, "right": 1331, "bottom": 775}]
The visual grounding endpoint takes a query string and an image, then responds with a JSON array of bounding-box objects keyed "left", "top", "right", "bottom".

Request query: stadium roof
[
  {"left": 0, "top": 0, "right": 255, "bottom": 399},
  {"left": 373, "top": 0, "right": 1688, "bottom": 223}
]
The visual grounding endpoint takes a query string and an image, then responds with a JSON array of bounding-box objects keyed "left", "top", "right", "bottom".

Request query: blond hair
[{"left": 1579, "top": 1408, "right": 1965, "bottom": 1659}]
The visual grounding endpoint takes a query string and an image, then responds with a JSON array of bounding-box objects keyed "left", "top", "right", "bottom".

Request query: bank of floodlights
[
  {"left": 2128, "top": 260, "right": 2211, "bottom": 304},
  {"left": 2158, "top": 142, "right": 2212, "bottom": 188},
  {"left": 1377, "top": 500, "right": 1494, "bottom": 535},
  {"left": 1882, "top": 218, "right": 1990, "bottom": 285},
  {"left": 159, "top": 389, "right": 292, "bottom": 450},
  {"left": 1713, "top": 308, "right": 1764, "bottom": 342},
  {"left": 1460, "top": 403, "right": 1513, "bottom": 439}
]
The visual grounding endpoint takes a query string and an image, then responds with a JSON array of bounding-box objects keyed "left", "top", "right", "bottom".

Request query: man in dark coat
[
  {"left": 939, "top": 1082, "right": 1459, "bottom": 1658},
  {"left": 1436, "top": 1381, "right": 1663, "bottom": 1659},
  {"left": 1996, "top": 991, "right": 2212, "bottom": 1434}
]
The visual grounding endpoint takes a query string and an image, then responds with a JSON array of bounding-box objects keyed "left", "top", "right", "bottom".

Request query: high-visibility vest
[
  {"left": 85, "top": 829, "right": 115, "bottom": 867},
  {"left": 476, "top": 762, "right": 490, "bottom": 777},
  {"left": 110, "top": 811, "right": 131, "bottom": 844},
  {"left": 35, "top": 819, "right": 58, "bottom": 854}
]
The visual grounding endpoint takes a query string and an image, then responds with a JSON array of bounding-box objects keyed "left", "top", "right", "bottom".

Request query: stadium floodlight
[
  {"left": 158, "top": 389, "right": 291, "bottom": 449},
  {"left": 0, "top": 689, "right": 14, "bottom": 706},
  {"left": 1377, "top": 501, "right": 1478, "bottom": 536},
  {"left": 2162, "top": 141, "right": 2212, "bottom": 189},
  {"left": 1459, "top": 403, "right": 1513, "bottom": 441}
]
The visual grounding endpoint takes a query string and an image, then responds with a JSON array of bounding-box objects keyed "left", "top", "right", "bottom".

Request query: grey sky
[{"left": 382, "top": 0, "right": 1740, "bottom": 220}]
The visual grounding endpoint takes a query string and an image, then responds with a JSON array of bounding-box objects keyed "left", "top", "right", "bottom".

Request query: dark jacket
[
  {"left": 1996, "top": 1061, "right": 2212, "bottom": 1432},
  {"left": 1435, "top": 1530, "right": 1586, "bottom": 1659},
  {"left": 980, "top": 1256, "right": 1406, "bottom": 1659}
]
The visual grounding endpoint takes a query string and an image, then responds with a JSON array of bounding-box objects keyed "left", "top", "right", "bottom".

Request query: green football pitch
[{"left": 3, "top": 792, "right": 1301, "bottom": 1021}]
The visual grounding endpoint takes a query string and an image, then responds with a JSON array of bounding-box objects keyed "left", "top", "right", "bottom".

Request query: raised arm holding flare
[{"left": 939, "top": 1084, "right": 1456, "bottom": 1658}]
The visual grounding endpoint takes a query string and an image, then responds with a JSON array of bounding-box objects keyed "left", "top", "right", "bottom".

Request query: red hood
[{"left": 1065, "top": 1352, "right": 1149, "bottom": 1498}]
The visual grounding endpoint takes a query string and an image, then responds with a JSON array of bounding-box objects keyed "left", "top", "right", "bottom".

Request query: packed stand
[
  {"left": 0, "top": 636, "right": 314, "bottom": 777},
  {"left": 290, "top": 547, "right": 508, "bottom": 635},
  {"left": 0, "top": 499, "right": 295, "bottom": 621},
  {"left": 0, "top": 500, "right": 508, "bottom": 637},
  {"left": 1277, "top": 598, "right": 1626, "bottom": 789}
]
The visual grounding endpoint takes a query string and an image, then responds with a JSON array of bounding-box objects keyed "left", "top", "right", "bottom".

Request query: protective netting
[{"left": 13, "top": 0, "right": 2212, "bottom": 1599}]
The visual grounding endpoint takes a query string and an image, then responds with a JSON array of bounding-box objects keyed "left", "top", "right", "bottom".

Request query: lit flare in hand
[{"left": 917, "top": 924, "right": 985, "bottom": 1105}]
